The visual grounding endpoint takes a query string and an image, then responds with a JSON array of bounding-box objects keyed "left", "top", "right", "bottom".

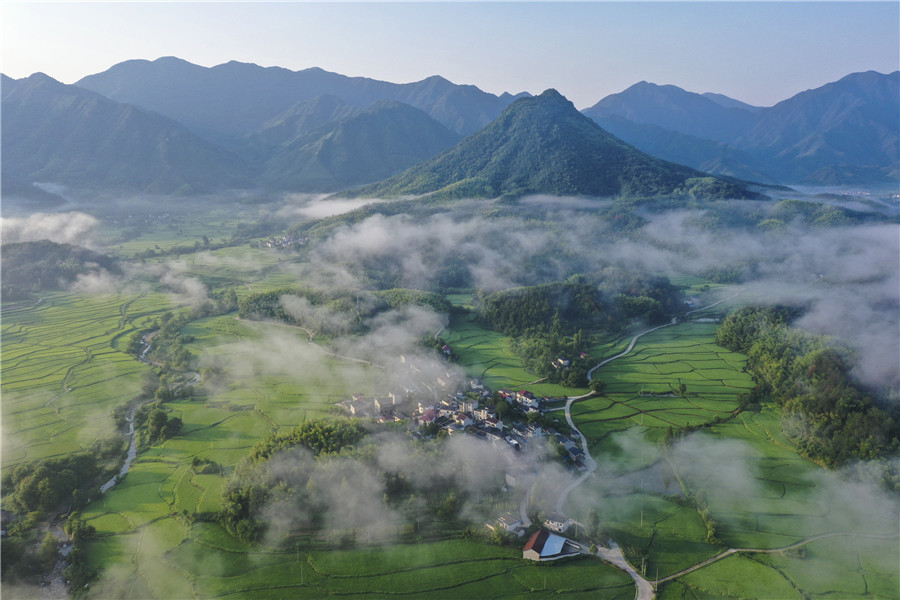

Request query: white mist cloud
[{"left": 1, "top": 211, "right": 99, "bottom": 246}]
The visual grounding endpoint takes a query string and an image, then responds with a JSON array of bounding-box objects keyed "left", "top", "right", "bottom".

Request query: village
[
  {"left": 252, "top": 233, "right": 309, "bottom": 249},
  {"left": 337, "top": 345, "right": 593, "bottom": 562}
]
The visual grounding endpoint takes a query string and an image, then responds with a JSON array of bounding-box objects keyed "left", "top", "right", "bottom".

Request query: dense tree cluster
[
  {"left": 218, "top": 420, "right": 499, "bottom": 546},
  {"left": 479, "top": 281, "right": 611, "bottom": 337},
  {"left": 479, "top": 274, "right": 681, "bottom": 338},
  {"left": 1, "top": 442, "right": 122, "bottom": 513},
  {"left": 248, "top": 419, "right": 367, "bottom": 462},
  {"left": 716, "top": 306, "right": 899, "bottom": 466},
  {"left": 239, "top": 286, "right": 449, "bottom": 335},
  {"left": 479, "top": 274, "right": 680, "bottom": 382},
  {"left": 146, "top": 311, "right": 194, "bottom": 370},
  {"left": 0, "top": 240, "right": 120, "bottom": 300},
  {"left": 510, "top": 327, "right": 590, "bottom": 386}
]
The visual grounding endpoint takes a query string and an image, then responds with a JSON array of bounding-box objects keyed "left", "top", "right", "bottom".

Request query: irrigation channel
[{"left": 553, "top": 291, "right": 743, "bottom": 600}]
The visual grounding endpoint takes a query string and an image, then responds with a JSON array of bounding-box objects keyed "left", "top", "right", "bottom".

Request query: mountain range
[
  {"left": 2, "top": 58, "right": 897, "bottom": 198},
  {"left": 583, "top": 71, "right": 899, "bottom": 185},
  {"left": 75, "top": 57, "right": 525, "bottom": 140}
]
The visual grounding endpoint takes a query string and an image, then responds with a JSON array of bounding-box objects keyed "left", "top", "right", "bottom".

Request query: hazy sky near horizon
[{"left": 2, "top": 2, "right": 898, "bottom": 108}]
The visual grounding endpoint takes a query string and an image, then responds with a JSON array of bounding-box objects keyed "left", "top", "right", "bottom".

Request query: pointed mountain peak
[
  {"left": 25, "top": 72, "right": 59, "bottom": 84},
  {"left": 537, "top": 88, "right": 565, "bottom": 100},
  {"left": 342, "top": 85, "right": 755, "bottom": 201},
  {"left": 509, "top": 88, "right": 577, "bottom": 113}
]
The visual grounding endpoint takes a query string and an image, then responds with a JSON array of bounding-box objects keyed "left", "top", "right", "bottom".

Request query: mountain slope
[
  {"left": 734, "top": 70, "right": 900, "bottom": 183},
  {"left": 701, "top": 92, "right": 762, "bottom": 112},
  {"left": 75, "top": 57, "right": 524, "bottom": 139},
  {"left": 588, "top": 114, "right": 779, "bottom": 184},
  {"left": 237, "top": 95, "right": 364, "bottom": 162},
  {"left": 260, "top": 101, "right": 461, "bottom": 191},
  {"left": 582, "top": 81, "right": 758, "bottom": 143},
  {"left": 343, "top": 89, "right": 757, "bottom": 200},
  {"left": 1, "top": 73, "right": 255, "bottom": 194}
]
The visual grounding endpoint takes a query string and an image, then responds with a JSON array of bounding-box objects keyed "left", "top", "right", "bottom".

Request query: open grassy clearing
[{"left": 1, "top": 292, "right": 171, "bottom": 467}]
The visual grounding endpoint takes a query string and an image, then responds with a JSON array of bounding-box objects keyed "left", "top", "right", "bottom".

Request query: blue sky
[{"left": 2, "top": 2, "right": 898, "bottom": 108}]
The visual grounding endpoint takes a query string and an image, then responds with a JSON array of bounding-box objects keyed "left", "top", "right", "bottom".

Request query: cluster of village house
[
  {"left": 336, "top": 347, "right": 593, "bottom": 561},
  {"left": 253, "top": 233, "right": 308, "bottom": 249},
  {"left": 337, "top": 366, "right": 586, "bottom": 468}
]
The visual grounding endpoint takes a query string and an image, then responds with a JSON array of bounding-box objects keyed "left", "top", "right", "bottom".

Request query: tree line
[{"left": 716, "top": 305, "right": 899, "bottom": 468}]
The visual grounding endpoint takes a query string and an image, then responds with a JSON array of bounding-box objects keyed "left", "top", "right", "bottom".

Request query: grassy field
[{"left": 571, "top": 321, "right": 752, "bottom": 449}]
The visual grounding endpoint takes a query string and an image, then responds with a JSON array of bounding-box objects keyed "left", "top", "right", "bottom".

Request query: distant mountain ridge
[
  {"left": 583, "top": 81, "right": 758, "bottom": 143},
  {"left": 582, "top": 71, "right": 899, "bottom": 185},
  {"left": 344, "top": 89, "right": 757, "bottom": 200},
  {"left": 75, "top": 57, "right": 528, "bottom": 140}
]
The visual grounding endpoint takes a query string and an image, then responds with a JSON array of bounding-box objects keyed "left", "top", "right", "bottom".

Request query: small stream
[
  {"left": 100, "top": 407, "right": 137, "bottom": 494},
  {"left": 100, "top": 333, "right": 201, "bottom": 495}
]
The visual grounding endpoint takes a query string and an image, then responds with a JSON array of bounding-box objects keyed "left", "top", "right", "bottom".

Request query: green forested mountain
[
  {"left": 260, "top": 101, "right": 461, "bottom": 191},
  {"left": 733, "top": 70, "right": 900, "bottom": 184},
  {"left": 343, "top": 89, "right": 757, "bottom": 200},
  {"left": 1, "top": 73, "right": 256, "bottom": 194}
]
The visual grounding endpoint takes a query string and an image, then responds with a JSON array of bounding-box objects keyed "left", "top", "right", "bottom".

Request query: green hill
[{"left": 343, "top": 89, "right": 757, "bottom": 200}]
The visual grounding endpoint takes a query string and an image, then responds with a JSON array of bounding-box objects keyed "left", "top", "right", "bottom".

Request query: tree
[
  {"left": 165, "top": 416, "right": 183, "bottom": 438},
  {"left": 154, "top": 385, "right": 173, "bottom": 403},
  {"left": 677, "top": 383, "right": 687, "bottom": 397},
  {"left": 587, "top": 507, "right": 600, "bottom": 538},
  {"left": 147, "top": 409, "right": 168, "bottom": 441},
  {"left": 38, "top": 532, "right": 59, "bottom": 569},
  {"left": 140, "top": 370, "right": 160, "bottom": 397},
  {"left": 494, "top": 399, "right": 512, "bottom": 420},
  {"left": 589, "top": 379, "right": 606, "bottom": 395}
]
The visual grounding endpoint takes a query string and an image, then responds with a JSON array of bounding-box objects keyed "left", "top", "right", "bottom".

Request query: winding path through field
[
  {"left": 553, "top": 290, "right": 744, "bottom": 600},
  {"left": 653, "top": 531, "right": 900, "bottom": 585}
]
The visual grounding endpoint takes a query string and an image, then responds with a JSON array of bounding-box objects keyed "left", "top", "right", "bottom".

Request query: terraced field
[
  {"left": 1, "top": 292, "right": 171, "bottom": 466},
  {"left": 5, "top": 277, "right": 897, "bottom": 599}
]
